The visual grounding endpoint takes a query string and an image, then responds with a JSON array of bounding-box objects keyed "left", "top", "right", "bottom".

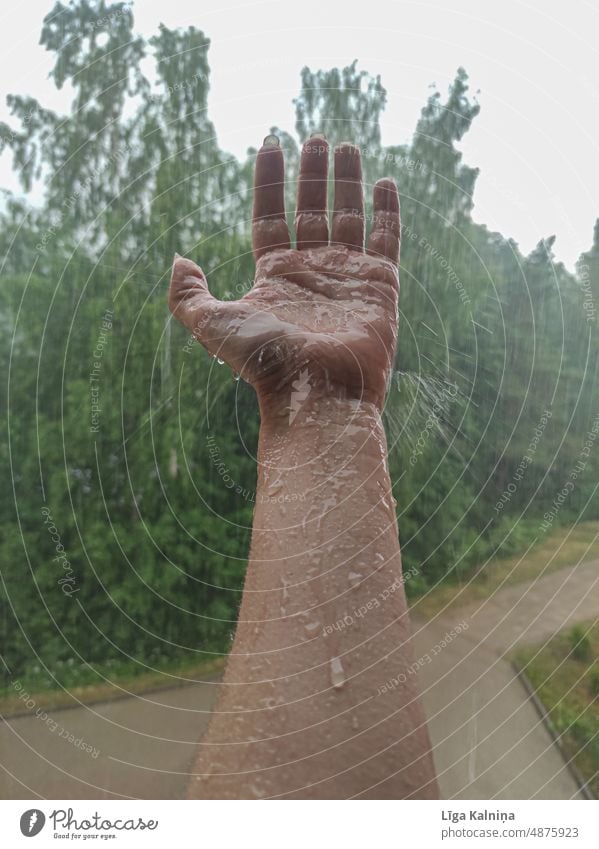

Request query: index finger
[{"left": 252, "top": 135, "right": 291, "bottom": 260}]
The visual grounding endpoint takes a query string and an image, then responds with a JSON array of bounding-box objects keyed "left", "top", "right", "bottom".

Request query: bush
[
  {"left": 588, "top": 667, "right": 599, "bottom": 698},
  {"left": 569, "top": 625, "right": 593, "bottom": 663}
]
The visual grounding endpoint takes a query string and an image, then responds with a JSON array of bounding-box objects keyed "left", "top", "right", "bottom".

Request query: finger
[
  {"left": 168, "top": 254, "right": 241, "bottom": 360},
  {"left": 331, "top": 142, "right": 364, "bottom": 251},
  {"left": 295, "top": 134, "right": 329, "bottom": 249},
  {"left": 252, "top": 135, "right": 290, "bottom": 260},
  {"left": 168, "top": 254, "right": 218, "bottom": 340},
  {"left": 367, "top": 178, "right": 400, "bottom": 265}
]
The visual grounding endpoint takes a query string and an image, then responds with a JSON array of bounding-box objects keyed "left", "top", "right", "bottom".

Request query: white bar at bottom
[{"left": 0, "top": 799, "right": 596, "bottom": 848}]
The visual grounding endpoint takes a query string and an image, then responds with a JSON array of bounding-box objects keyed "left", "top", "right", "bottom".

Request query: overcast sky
[{"left": 1, "top": 0, "right": 597, "bottom": 270}]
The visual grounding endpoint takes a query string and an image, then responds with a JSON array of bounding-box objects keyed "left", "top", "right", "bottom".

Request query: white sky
[{"left": 1, "top": 0, "right": 597, "bottom": 270}]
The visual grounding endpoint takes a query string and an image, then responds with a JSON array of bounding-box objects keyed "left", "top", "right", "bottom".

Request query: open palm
[{"left": 169, "top": 136, "right": 401, "bottom": 412}]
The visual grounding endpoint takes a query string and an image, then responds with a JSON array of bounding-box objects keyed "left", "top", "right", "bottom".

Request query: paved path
[
  {"left": 0, "top": 681, "right": 218, "bottom": 799},
  {"left": 1, "top": 560, "right": 597, "bottom": 799},
  {"left": 412, "top": 558, "right": 599, "bottom": 799}
]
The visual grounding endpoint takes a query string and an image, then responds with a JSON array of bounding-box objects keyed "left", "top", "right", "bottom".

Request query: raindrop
[
  {"left": 269, "top": 480, "right": 284, "bottom": 496},
  {"left": 330, "top": 656, "right": 345, "bottom": 690},
  {"left": 249, "top": 783, "right": 267, "bottom": 799}
]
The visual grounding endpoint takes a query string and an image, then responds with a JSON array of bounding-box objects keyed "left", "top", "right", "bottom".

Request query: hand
[{"left": 168, "top": 135, "right": 401, "bottom": 414}]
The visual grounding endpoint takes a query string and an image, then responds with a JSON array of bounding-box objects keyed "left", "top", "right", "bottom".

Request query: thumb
[{"left": 168, "top": 254, "right": 246, "bottom": 362}]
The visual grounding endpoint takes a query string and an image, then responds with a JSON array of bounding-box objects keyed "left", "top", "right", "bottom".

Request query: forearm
[{"left": 188, "top": 395, "right": 439, "bottom": 799}]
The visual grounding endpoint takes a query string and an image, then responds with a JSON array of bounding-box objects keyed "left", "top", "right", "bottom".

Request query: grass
[
  {"left": 0, "top": 655, "right": 226, "bottom": 719},
  {"left": 513, "top": 620, "right": 599, "bottom": 799},
  {"left": 411, "top": 520, "right": 599, "bottom": 620},
  {"left": 3, "top": 520, "right": 597, "bottom": 719}
]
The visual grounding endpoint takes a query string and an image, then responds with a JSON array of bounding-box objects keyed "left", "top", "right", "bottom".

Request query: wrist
[
  {"left": 251, "top": 389, "right": 396, "bottom": 546},
  {"left": 257, "top": 383, "right": 386, "bottom": 443}
]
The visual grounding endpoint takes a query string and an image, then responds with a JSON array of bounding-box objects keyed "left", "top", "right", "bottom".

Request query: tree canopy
[{"left": 1, "top": 0, "right": 597, "bottom": 688}]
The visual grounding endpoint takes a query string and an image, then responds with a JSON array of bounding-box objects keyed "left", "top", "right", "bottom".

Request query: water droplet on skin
[
  {"left": 330, "top": 656, "right": 345, "bottom": 690},
  {"left": 249, "top": 783, "right": 267, "bottom": 799}
]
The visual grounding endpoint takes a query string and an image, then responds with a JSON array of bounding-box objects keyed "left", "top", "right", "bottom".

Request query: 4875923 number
[{"left": 527, "top": 827, "right": 579, "bottom": 838}]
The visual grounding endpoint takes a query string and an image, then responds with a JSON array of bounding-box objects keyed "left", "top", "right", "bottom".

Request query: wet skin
[{"left": 168, "top": 136, "right": 440, "bottom": 799}]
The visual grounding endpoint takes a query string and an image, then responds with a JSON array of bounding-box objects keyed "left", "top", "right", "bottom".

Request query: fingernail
[{"left": 263, "top": 133, "right": 279, "bottom": 147}]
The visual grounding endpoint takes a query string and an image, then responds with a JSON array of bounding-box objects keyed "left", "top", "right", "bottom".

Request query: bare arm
[{"left": 168, "top": 135, "right": 439, "bottom": 799}]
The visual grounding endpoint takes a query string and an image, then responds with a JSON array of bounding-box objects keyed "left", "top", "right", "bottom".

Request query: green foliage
[
  {"left": 294, "top": 60, "right": 387, "bottom": 151},
  {"left": 569, "top": 625, "right": 593, "bottom": 663},
  {"left": 1, "top": 0, "right": 598, "bottom": 683},
  {"left": 515, "top": 624, "right": 599, "bottom": 799},
  {"left": 588, "top": 667, "right": 599, "bottom": 699}
]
